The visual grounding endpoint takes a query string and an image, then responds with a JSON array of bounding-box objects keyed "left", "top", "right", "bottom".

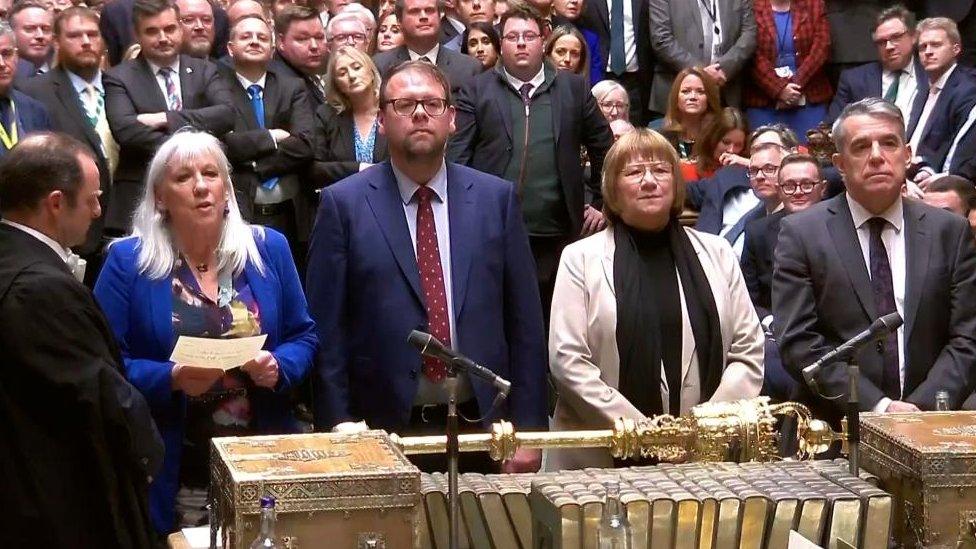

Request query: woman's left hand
[
  {"left": 581, "top": 204, "right": 607, "bottom": 236},
  {"left": 241, "top": 350, "right": 280, "bottom": 389}
]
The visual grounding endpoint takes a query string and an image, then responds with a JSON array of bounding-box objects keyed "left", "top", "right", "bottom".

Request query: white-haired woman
[
  {"left": 93, "top": 131, "right": 317, "bottom": 534},
  {"left": 592, "top": 79, "right": 631, "bottom": 123}
]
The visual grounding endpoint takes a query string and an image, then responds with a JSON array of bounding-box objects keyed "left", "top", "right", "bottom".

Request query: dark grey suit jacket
[
  {"left": 310, "top": 103, "right": 389, "bottom": 187},
  {"left": 647, "top": 0, "right": 756, "bottom": 111},
  {"left": 20, "top": 67, "right": 113, "bottom": 256},
  {"left": 773, "top": 195, "right": 976, "bottom": 425},
  {"left": 103, "top": 54, "right": 235, "bottom": 232},
  {"left": 372, "top": 45, "right": 481, "bottom": 98},
  {"left": 217, "top": 65, "right": 315, "bottom": 234}
]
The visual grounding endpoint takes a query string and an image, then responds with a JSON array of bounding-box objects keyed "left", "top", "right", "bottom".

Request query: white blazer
[{"left": 546, "top": 226, "right": 764, "bottom": 470}]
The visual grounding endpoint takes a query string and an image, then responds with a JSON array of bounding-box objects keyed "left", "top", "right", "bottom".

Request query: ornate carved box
[
  {"left": 860, "top": 412, "right": 976, "bottom": 548},
  {"left": 210, "top": 430, "right": 420, "bottom": 548}
]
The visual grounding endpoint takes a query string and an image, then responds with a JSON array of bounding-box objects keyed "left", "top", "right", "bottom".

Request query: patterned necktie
[
  {"left": 519, "top": 82, "right": 533, "bottom": 107},
  {"left": 884, "top": 70, "right": 902, "bottom": 103},
  {"left": 415, "top": 185, "right": 451, "bottom": 383},
  {"left": 609, "top": 0, "right": 626, "bottom": 74},
  {"left": 420, "top": 55, "right": 433, "bottom": 64},
  {"left": 247, "top": 84, "right": 279, "bottom": 190},
  {"left": 159, "top": 67, "right": 182, "bottom": 111},
  {"left": 83, "top": 84, "right": 119, "bottom": 175},
  {"left": 868, "top": 217, "right": 901, "bottom": 399}
]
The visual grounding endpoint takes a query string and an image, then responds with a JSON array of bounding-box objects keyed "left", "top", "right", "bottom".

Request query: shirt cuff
[
  {"left": 874, "top": 397, "right": 892, "bottom": 413},
  {"left": 268, "top": 130, "right": 279, "bottom": 149}
]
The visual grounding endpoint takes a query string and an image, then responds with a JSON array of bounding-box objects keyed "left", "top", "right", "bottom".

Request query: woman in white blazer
[{"left": 547, "top": 129, "right": 764, "bottom": 470}]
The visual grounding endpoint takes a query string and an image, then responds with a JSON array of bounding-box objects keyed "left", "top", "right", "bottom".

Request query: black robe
[{"left": 0, "top": 223, "right": 163, "bottom": 547}]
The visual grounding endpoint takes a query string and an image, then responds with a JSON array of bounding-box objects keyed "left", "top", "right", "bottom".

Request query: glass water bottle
[
  {"left": 597, "top": 481, "right": 632, "bottom": 548},
  {"left": 249, "top": 496, "right": 279, "bottom": 549}
]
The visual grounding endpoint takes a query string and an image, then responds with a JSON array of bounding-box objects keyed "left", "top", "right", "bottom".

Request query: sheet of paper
[
  {"left": 788, "top": 531, "right": 824, "bottom": 549},
  {"left": 170, "top": 334, "right": 267, "bottom": 370},
  {"left": 181, "top": 526, "right": 220, "bottom": 549}
]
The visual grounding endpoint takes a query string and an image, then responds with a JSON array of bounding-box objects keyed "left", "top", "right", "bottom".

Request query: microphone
[
  {"left": 801, "top": 312, "right": 903, "bottom": 389},
  {"left": 408, "top": 330, "right": 512, "bottom": 397}
]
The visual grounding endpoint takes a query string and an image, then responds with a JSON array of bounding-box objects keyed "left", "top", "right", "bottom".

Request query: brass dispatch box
[
  {"left": 210, "top": 430, "right": 421, "bottom": 548},
  {"left": 860, "top": 412, "right": 976, "bottom": 548}
]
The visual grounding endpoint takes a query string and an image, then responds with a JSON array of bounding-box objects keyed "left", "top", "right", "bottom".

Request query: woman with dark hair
[
  {"left": 545, "top": 24, "right": 590, "bottom": 81},
  {"left": 375, "top": 9, "right": 403, "bottom": 53},
  {"left": 744, "top": 0, "right": 832, "bottom": 140},
  {"left": 546, "top": 129, "right": 764, "bottom": 470},
  {"left": 652, "top": 66, "right": 723, "bottom": 161},
  {"left": 461, "top": 21, "right": 500, "bottom": 70},
  {"left": 685, "top": 106, "right": 750, "bottom": 181}
]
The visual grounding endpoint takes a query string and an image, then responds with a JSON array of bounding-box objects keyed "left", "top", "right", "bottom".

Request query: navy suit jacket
[
  {"left": 826, "top": 57, "right": 928, "bottom": 123},
  {"left": 686, "top": 165, "right": 753, "bottom": 235},
  {"left": 906, "top": 65, "right": 976, "bottom": 170},
  {"left": 740, "top": 209, "right": 786, "bottom": 319},
  {"left": 0, "top": 89, "right": 52, "bottom": 158},
  {"left": 94, "top": 228, "right": 317, "bottom": 533},
  {"left": 306, "top": 161, "right": 547, "bottom": 432}
]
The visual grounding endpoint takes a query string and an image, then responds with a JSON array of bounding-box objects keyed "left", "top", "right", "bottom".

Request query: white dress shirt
[
  {"left": 944, "top": 102, "right": 976, "bottom": 171},
  {"left": 910, "top": 63, "right": 957, "bottom": 152},
  {"left": 392, "top": 161, "right": 473, "bottom": 403},
  {"left": 408, "top": 43, "right": 440, "bottom": 64},
  {"left": 503, "top": 66, "right": 546, "bottom": 98},
  {"left": 604, "top": 0, "right": 638, "bottom": 71},
  {"left": 719, "top": 189, "right": 761, "bottom": 257},
  {"left": 146, "top": 58, "right": 183, "bottom": 108},
  {"left": 697, "top": 0, "right": 723, "bottom": 63},
  {"left": 882, "top": 61, "right": 918, "bottom": 123},
  {"left": 846, "top": 194, "right": 906, "bottom": 411},
  {"left": 1, "top": 219, "right": 85, "bottom": 281}
]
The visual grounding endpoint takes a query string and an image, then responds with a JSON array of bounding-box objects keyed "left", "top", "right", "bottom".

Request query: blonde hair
[
  {"left": 123, "top": 131, "right": 265, "bottom": 280},
  {"left": 325, "top": 45, "right": 381, "bottom": 113},
  {"left": 602, "top": 128, "right": 686, "bottom": 225},
  {"left": 916, "top": 16, "right": 961, "bottom": 45}
]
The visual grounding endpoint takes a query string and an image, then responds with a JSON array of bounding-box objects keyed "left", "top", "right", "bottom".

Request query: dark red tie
[
  {"left": 416, "top": 186, "right": 451, "bottom": 382},
  {"left": 868, "top": 217, "right": 901, "bottom": 399}
]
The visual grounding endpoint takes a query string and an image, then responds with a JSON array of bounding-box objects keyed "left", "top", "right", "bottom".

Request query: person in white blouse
[{"left": 546, "top": 128, "right": 764, "bottom": 470}]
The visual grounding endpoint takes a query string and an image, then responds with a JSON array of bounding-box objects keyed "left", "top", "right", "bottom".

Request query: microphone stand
[
  {"left": 444, "top": 368, "right": 461, "bottom": 549},
  {"left": 847, "top": 359, "right": 860, "bottom": 476}
]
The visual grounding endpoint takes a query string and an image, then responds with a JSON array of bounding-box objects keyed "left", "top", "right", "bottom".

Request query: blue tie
[
  {"left": 609, "top": 0, "right": 626, "bottom": 75},
  {"left": 247, "top": 84, "right": 278, "bottom": 190}
]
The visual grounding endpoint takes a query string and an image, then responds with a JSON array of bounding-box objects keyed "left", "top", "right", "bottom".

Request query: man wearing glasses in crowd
[
  {"left": 306, "top": 61, "right": 547, "bottom": 474},
  {"left": 449, "top": 5, "right": 611, "bottom": 325},
  {"left": 325, "top": 10, "right": 369, "bottom": 53}
]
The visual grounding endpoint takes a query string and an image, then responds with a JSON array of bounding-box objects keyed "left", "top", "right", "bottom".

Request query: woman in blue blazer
[{"left": 94, "top": 131, "right": 317, "bottom": 534}]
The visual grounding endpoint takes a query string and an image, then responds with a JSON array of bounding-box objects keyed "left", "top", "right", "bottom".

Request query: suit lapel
[
  {"left": 177, "top": 55, "right": 195, "bottom": 106},
  {"left": 447, "top": 164, "right": 474, "bottom": 318},
  {"left": 51, "top": 69, "right": 104, "bottom": 158},
  {"left": 245, "top": 248, "right": 278, "bottom": 345},
  {"left": 868, "top": 63, "right": 883, "bottom": 97},
  {"left": 136, "top": 56, "right": 169, "bottom": 111},
  {"left": 602, "top": 228, "right": 615, "bottom": 295},
  {"left": 262, "top": 71, "right": 280, "bottom": 128},
  {"left": 491, "top": 70, "right": 513, "bottom": 142},
  {"left": 826, "top": 197, "right": 876, "bottom": 319},
  {"left": 337, "top": 113, "right": 356, "bottom": 161},
  {"left": 547, "top": 68, "right": 562, "bottom": 142},
  {"left": 902, "top": 201, "right": 929, "bottom": 340},
  {"left": 366, "top": 162, "right": 424, "bottom": 303},
  {"left": 592, "top": 0, "right": 609, "bottom": 33}
]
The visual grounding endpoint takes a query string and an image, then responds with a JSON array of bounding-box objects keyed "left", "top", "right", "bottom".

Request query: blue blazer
[
  {"left": 0, "top": 90, "right": 53, "bottom": 157},
  {"left": 686, "top": 165, "right": 753, "bottom": 235},
  {"left": 93, "top": 228, "right": 316, "bottom": 534},
  {"left": 906, "top": 65, "right": 976, "bottom": 170},
  {"left": 826, "top": 57, "right": 928, "bottom": 124},
  {"left": 306, "top": 161, "right": 547, "bottom": 433}
]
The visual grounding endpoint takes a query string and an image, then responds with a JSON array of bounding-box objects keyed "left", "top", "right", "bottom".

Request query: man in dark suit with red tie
[
  {"left": 306, "top": 61, "right": 547, "bottom": 473},
  {"left": 103, "top": 0, "right": 234, "bottom": 235},
  {"left": 774, "top": 98, "right": 976, "bottom": 425}
]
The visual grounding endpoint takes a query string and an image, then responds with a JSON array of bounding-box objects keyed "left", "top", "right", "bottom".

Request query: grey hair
[
  {"left": 0, "top": 21, "right": 14, "bottom": 42},
  {"left": 917, "top": 16, "right": 961, "bottom": 45},
  {"left": 341, "top": 2, "right": 376, "bottom": 27},
  {"left": 123, "top": 130, "right": 265, "bottom": 280},
  {"left": 831, "top": 97, "right": 905, "bottom": 151},
  {"left": 591, "top": 79, "right": 628, "bottom": 103},
  {"left": 326, "top": 11, "right": 368, "bottom": 39}
]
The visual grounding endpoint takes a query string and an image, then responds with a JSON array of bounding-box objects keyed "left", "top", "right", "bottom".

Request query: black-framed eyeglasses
[
  {"left": 747, "top": 164, "right": 780, "bottom": 179},
  {"left": 384, "top": 97, "right": 449, "bottom": 117},
  {"left": 779, "top": 180, "right": 821, "bottom": 195},
  {"left": 331, "top": 32, "right": 367, "bottom": 44},
  {"left": 873, "top": 30, "right": 908, "bottom": 47},
  {"left": 599, "top": 100, "right": 628, "bottom": 111}
]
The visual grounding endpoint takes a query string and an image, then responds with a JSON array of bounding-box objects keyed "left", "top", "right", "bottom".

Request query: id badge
[{"left": 775, "top": 66, "right": 794, "bottom": 78}]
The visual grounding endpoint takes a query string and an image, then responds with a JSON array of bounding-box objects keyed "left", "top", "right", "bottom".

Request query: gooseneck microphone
[
  {"left": 801, "top": 312, "right": 903, "bottom": 388},
  {"left": 408, "top": 330, "right": 512, "bottom": 397}
]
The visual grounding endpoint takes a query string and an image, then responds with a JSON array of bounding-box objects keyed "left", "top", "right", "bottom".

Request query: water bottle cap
[{"left": 260, "top": 496, "right": 276, "bottom": 509}]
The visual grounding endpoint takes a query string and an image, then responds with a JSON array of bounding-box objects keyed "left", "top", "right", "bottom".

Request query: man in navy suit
[
  {"left": 0, "top": 22, "right": 52, "bottom": 159},
  {"left": 9, "top": 2, "right": 52, "bottom": 89},
  {"left": 827, "top": 6, "right": 928, "bottom": 124},
  {"left": 906, "top": 17, "right": 976, "bottom": 187},
  {"left": 306, "top": 61, "right": 547, "bottom": 473}
]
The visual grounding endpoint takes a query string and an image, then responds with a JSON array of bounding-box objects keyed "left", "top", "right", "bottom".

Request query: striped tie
[
  {"left": 159, "top": 67, "right": 182, "bottom": 111},
  {"left": 83, "top": 84, "right": 119, "bottom": 175}
]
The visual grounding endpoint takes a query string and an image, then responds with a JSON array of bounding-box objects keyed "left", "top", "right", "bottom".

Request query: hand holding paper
[
  {"left": 241, "top": 350, "right": 279, "bottom": 388},
  {"left": 170, "top": 335, "right": 268, "bottom": 371}
]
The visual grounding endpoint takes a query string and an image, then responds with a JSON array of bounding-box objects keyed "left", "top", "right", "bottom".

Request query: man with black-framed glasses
[
  {"left": 325, "top": 11, "right": 369, "bottom": 53},
  {"left": 306, "top": 60, "right": 547, "bottom": 474}
]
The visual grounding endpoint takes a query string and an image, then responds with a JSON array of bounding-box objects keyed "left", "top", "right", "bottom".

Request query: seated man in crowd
[
  {"left": 922, "top": 174, "right": 976, "bottom": 239},
  {"left": 0, "top": 21, "right": 51, "bottom": 159},
  {"left": 774, "top": 98, "right": 976, "bottom": 426}
]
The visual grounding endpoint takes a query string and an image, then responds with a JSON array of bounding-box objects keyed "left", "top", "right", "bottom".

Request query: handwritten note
[{"left": 170, "top": 335, "right": 267, "bottom": 370}]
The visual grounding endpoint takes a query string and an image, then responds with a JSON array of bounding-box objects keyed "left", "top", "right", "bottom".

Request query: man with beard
[
  {"left": 218, "top": 14, "right": 314, "bottom": 259},
  {"left": 21, "top": 7, "right": 117, "bottom": 284},
  {"left": 103, "top": 0, "right": 234, "bottom": 237},
  {"left": 0, "top": 22, "right": 51, "bottom": 158},
  {"left": 9, "top": 2, "right": 52, "bottom": 87},
  {"left": 271, "top": 5, "right": 328, "bottom": 108},
  {"left": 99, "top": 0, "right": 229, "bottom": 65},
  {"left": 176, "top": 0, "right": 217, "bottom": 58},
  {"left": 306, "top": 61, "right": 547, "bottom": 474}
]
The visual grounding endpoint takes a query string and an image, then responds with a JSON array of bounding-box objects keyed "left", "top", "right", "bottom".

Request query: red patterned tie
[{"left": 415, "top": 186, "right": 451, "bottom": 382}]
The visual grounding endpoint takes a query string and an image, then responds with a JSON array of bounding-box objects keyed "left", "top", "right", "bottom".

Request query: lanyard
[
  {"left": 776, "top": 10, "right": 793, "bottom": 60},
  {"left": 698, "top": 0, "right": 720, "bottom": 33},
  {"left": 0, "top": 100, "right": 17, "bottom": 150}
]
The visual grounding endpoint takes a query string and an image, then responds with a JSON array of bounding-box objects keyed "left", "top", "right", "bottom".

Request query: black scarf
[{"left": 613, "top": 221, "right": 725, "bottom": 416}]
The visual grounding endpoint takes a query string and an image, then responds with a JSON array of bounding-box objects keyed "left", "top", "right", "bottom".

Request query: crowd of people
[{"left": 3, "top": 0, "right": 976, "bottom": 544}]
